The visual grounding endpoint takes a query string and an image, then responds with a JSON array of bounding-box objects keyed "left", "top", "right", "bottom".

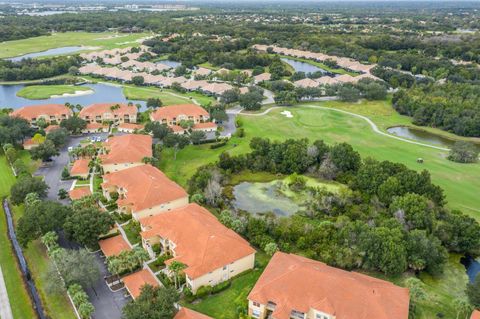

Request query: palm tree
[
  {"left": 169, "top": 261, "right": 187, "bottom": 289},
  {"left": 453, "top": 298, "right": 473, "bottom": 319},
  {"left": 41, "top": 231, "right": 58, "bottom": 251}
]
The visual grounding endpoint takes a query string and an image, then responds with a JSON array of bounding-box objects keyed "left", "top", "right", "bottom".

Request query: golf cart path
[{"left": 240, "top": 105, "right": 450, "bottom": 151}]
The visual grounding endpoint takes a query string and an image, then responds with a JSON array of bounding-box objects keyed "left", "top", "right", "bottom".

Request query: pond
[
  {"left": 233, "top": 181, "right": 301, "bottom": 217},
  {"left": 0, "top": 83, "right": 146, "bottom": 109},
  {"left": 461, "top": 256, "right": 480, "bottom": 283},
  {"left": 6, "top": 46, "right": 95, "bottom": 62},
  {"left": 281, "top": 57, "right": 327, "bottom": 74},
  {"left": 156, "top": 60, "right": 181, "bottom": 68},
  {"left": 387, "top": 126, "right": 458, "bottom": 149}
]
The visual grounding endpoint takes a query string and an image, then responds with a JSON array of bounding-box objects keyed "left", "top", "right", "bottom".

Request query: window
[
  {"left": 252, "top": 302, "right": 260, "bottom": 307},
  {"left": 223, "top": 266, "right": 227, "bottom": 270},
  {"left": 252, "top": 310, "right": 260, "bottom": 318}
]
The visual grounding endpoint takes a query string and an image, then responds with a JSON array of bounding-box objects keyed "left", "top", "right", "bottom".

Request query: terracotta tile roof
[
  {"left": 70, "top": 158, "right": 90, "bottom": 176},
  {"left": 472, "top": 310, "right": 480, "bottom": 319},
  {"left": 80, "top": 103, "right": 137, "bottom": 118},
  {"left": 193, "top": 67, "right": 212, "bottom": 77},
  {"left": 253, "top": 73, "right": 271, "bottom": 82},
  {"left": 170, "top": 125, "right": 186, "bottom": 133},
  {"left": 294, "top": 78, "right": 320, "bottom": 88},
  {"left": 23, "top": 138, "right": 39, "bottom": 147},
  {"left": 201, "top": 82, "right": 233, "bottom": 95},
  {"left": 248, "top": 252, "right": 410, "bottom": 319},
  {"left": 85, "top": 122, "right": 109, "bottom": 130},
  {"left": 12, "top": 104, "right": 72, "bottom": 122},
  {"left": 122, "top": 269, "right": 159, "bottom": 299},
  {"left": 100, "top": 134, "right": 152, "bottom": 165},
  {"left": 99, "top": 235, "right": 131, "bottom": 257},
  {"left": 181, "top": 80, "right": 209, "bottom": 91},
  {"left": 118, "top": 123, "right": 144, "bottom": 131},
  {"left": 193, "top": 122, "right": 217, "bottom": 130},
  {"left": 69, "top": 187, "right": 92, "bottom": 201},
  {"left": 102, "top": 164, "right": 187, "bottom": 212},
  {"left": 174, "top": 308, "right": 213, "bottom": 319},
  {"left": 150, "top": 104, "right": 209, "bottom": 123},
  {"left": 45, "top": 125, "right": 61, "bottom": 133},
  {"left": 140, "top": 203, "right": 256, "bottom": 279}
]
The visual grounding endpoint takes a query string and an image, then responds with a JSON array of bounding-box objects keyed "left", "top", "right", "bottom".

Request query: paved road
[
  {"left": 0, "top": 266, "right": 13, "bottom": 319},
  {"left": 85, "top": 254, "right": 129, "bottom": 319},
  {"left": 34, "top": 134, "right": 108, "bottom": 201},
  {"left": 262, "top": 89, "right": 275, "bottom": 105}
]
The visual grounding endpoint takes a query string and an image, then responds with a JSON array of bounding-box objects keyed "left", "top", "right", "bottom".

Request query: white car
[{"left": 68, "top": 146, "right": 73, "bottom": 152}]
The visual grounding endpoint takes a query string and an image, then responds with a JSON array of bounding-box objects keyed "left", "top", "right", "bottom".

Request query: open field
[
  {"left": 160, "top": 100, "right": 480, "bottom": 220},
  {"left": 123, "top": 86, "right": 215, "bottom": 106},
  {"left": 16, "top": 85, "right": 93, "bottom": 99},
  {"left": 0, "top": 31, "right": 151, "bottom": 59}
]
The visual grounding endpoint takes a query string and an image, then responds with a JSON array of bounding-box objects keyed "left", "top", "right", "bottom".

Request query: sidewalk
[{"left": 0, "top": 266, "right": 14, "bottom": 319}]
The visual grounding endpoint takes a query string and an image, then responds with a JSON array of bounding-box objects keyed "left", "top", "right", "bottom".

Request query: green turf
[
  {"left": 160, "top": 100, "right": 480, "bottom": 220},
  {"left": 182, "top": 253, "right": 270, "bottom": 318},
  {"left": 123, "top": 85, "right": 215, "bottom": 106},
  {"left": 0, "top": 155, "right": 36, "bottom": 319},
  {"left": 23, "top": 239, "right": 77, "bottom": 319},
  {"left": 0, "top": 32, "right": 152, "bottom": 59},
  {"left": 16, "top": 85, "right": 93, "bottom": 100}
]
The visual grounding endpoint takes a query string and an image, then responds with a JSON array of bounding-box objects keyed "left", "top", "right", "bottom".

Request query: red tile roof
[
  {"left": 140, "top": 203, "right": 255, "bottom": 279},
  {"left": 102, "top": 164, "right": 187, "bottom": 212},
  {"left": 174, "top": 308, "right": 213, "bottom": 319},
  {"left": 100, "top": 134, "right": 152, "bottom": 165},
  {"left": 85, "top": 122, "right": 109, "bottom": 130},
  {"left": 248, "top": 252, "right": 410, "bottom": 319},
  {"left": 472, "top": 310, "right": 480, "bottom": 319},
  {"left": 45, "top": 125, "right": 61, "bottom": 133},
  {"left": 70, "top": 158, "right": 90, "bottom": 176},
  {"left": 99, "top": 235, "right": 131, "bottom": 257},
  {"left": 193, "top": 122, "right": 217, "bottom": 129},
  {"left": 69, "top": 187, "right": 92, "bottom": 201},
  {"left": 79, "top": 103, "right": 137, "bottom": 117},
  {"left": 122, "top": 269, "right": 159, "bottom": 299},
  {"left": 150, "top": 104, "right": 209, "bottom": 122},
  {"left": 118, "top": 123, "right": 144, "bottom": 131},
  {"left": 12, "top": 104, "right": 72, "bottom": 121}
]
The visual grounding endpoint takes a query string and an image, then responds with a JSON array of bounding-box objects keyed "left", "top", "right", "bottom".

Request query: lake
[
  {"left": 387, "top": 126, "right": 458, "bottom": 149},
  {"left": 281, "top": 57, "right": 327, "bottom": 74},
  {"left": 0, "top": 83, "right": 146, "bottom": 109},
  {"left": 6, "top": 46, "right": 93, "bottom": 62},
  {"left": 156, "top": 60, "right": 181, "bottom": 68},
  {"left": 233, "top": 181, "right": 301, "bottom": 217},
  {"left": 461, "top": 256, "right": 480, "bottom": 283}
]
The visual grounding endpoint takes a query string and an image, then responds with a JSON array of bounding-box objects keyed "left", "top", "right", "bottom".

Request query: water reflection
[{"left": 0, "top": 83, "right": 146, "bottom": 110}]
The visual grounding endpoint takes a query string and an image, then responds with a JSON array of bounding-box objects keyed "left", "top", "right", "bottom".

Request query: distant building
[
  {"left": 149, "top": 104, "right": 213, "bottom": 129},
  {"left": 79, "top": 103, "right": 137, "bottom": 124},
  {"left": 12, "top": 104, "right": 72, "bottom": 126}
]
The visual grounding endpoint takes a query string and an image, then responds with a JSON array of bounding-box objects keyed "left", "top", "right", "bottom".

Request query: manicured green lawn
[
  {"left": 0, "top": 31, "right": 151, "bottom": 59},
  {"left": 16, "top": 85, "right": 93, "bottom": 100},
  {"left": 23, "top": 239, "right": 77, "bottom": 319},
  {"left": 0, "top": 155, "right": 36, "bottom": 319},
  {"left": 182, "top": 253, "right": 270, "bottom": 318},
  {"left": 123, "top": 85, "right": 214, "bottom": 107},
  {"left": 160, "top": 100, "right": 480, "bottom": 220}
]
